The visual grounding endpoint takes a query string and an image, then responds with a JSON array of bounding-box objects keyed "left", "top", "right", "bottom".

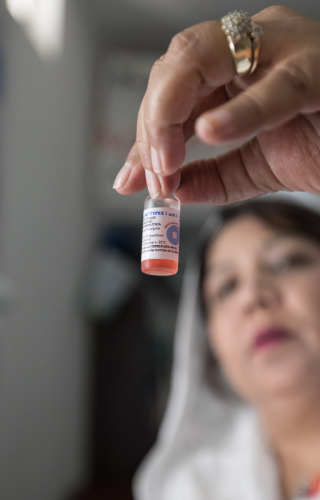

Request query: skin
[
  {"left": 203, "top": 216, "right": 320, "bottom": 500},
  {"left": 113, "top": 6, "right": 320, "bottom": 205}
]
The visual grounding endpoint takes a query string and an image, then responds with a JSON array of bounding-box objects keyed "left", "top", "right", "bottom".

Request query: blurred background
[{"left": 0, "top": 1, "right": 320, "bottom": 499}]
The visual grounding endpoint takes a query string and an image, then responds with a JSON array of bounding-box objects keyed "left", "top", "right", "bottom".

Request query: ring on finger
[{"left": 221, "top": 11, "right": 263, "bottom": 76}]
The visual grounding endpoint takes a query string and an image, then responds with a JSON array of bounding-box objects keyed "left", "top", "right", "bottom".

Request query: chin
[{"left": 250, "top": 349, "right": 316, "bottom": 400}]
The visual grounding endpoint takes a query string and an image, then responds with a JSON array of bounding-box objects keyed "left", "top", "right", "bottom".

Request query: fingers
[
  {"left": 196, "top": 50, "right": 320, "bottom": 145},
  {"left": 116, "top": 112, "right": 320, "bottom": 203},
  {"left": 115, "top": 87, "right": 228, "bottom": 198},
  {"left": 113, "top": 144, "right": 147, "bottom": 194},
  {"left": 113, "top": 143, "right": 181, "bottom": 198},
  {"left": 182, "top": 85, "right": 229, "bottom": 142},
  {"left": 142, "top": 21, "right": 235, "bottom": 176},
  {"left": 145, "top": 169, "right": 181, "bottom": 199},
  {"left": 115, "top": 19, "right": 234, "bottom": 196},
  {"left": 176, "top": 137, "right": 285, "bottom": 205},
  {"left": 114, "top": 5, "right": 320, "bottom": 204}
]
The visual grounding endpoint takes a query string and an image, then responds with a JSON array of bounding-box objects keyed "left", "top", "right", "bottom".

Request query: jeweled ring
[{"left": 221, "top": 11, "right": 263, "bottom": 76}]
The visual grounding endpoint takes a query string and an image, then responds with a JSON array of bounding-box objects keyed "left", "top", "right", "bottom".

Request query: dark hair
[
  {"left": 199, "top": 198, "right": 320, "bottom": 398},
  {"left": 219, "top": 199, "right": 320, "bottom": 244}
]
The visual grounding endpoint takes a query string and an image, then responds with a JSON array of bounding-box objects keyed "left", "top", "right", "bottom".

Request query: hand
[{"left": 113, "top": 6, "right": 320, "bottom": 205}]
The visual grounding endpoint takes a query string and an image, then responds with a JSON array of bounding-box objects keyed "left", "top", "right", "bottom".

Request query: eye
[
  {"left": 269, "top": 253, "right": 314, "bottom": 273},
  {"left": 216, "top": 278, "right": 238, "bottom": 301}
]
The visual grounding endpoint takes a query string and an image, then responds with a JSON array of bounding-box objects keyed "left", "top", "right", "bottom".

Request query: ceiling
[{"left": 79, "top": 0, "right": 320, "bottom": 50}]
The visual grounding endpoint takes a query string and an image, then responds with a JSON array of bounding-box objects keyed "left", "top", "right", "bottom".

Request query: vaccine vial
[{"left": 141, "top": 195, "right": 180, "bottom": 276}]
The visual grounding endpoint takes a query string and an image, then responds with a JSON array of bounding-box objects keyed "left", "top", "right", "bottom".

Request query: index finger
[{"left": 143, "top": 21, "right": 235, "bottom": 176}]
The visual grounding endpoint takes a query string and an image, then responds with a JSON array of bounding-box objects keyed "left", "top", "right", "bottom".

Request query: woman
[{"left": 134, "top": 198, "right": 320, "bottom": 500}]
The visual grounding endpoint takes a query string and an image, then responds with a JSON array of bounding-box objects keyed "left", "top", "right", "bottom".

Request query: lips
[{"left": 252, "top": 326, "right": 293, "bottom": 352}]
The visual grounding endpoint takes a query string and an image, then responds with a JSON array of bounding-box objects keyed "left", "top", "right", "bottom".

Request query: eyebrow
[
  {"left": 204, "top": 262, "right": 233, "bottom": 278},
  {"left": 204, "top": 231, "right": 307, "bottom": 278},
  {"left": 260, "top": 231, "right": 308, "bottom": 250}
]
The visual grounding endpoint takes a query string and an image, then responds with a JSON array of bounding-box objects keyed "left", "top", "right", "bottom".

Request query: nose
[{"left": 241, "top": 274, "right": 280, "bottom": 315}]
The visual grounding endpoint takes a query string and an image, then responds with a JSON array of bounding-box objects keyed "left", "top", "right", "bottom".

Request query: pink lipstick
[{"left": 252, "top": 327, "right": 292, "bottom": 352}]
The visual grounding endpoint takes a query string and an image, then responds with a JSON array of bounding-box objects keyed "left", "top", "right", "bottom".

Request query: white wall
[{"left": 0, "top": 1, "right": 95, "bottom": 499}]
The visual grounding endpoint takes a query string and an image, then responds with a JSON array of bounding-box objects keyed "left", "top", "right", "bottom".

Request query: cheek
[
  {"left": 209, "top": 314, "right": 243, "bottom": 373},
  {"left": 209, "top": 314, "right": 231, "bottom": 357},
  {"left": 285, "top": 275, "right": 320, "bottom": 333},
  {"left": 208, "top": 314, "right": 254, "bottom": 400}
]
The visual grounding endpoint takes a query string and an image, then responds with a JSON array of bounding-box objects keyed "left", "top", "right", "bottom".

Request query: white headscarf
[{"left": 133, "top": 193, "right": 320, "bottom": 500}]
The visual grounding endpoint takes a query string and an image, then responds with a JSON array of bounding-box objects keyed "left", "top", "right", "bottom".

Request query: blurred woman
[{"left": 134, "top": 198, "right": 320, "bottom": 500}]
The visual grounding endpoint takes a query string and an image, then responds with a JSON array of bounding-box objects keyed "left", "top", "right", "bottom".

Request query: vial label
[{"left": 141, "top": 206, "right": 180, "bottom": 262}]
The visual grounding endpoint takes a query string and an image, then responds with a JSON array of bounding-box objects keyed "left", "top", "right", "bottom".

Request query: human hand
[{"left": 113, "top": 6, "right": 320, "bottom": 205}]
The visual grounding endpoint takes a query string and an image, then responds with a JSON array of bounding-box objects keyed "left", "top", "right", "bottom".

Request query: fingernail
[
  {"left": 198, "top": 109, "right": 232, "bottom": 135},
  {"left": 113, "top": 163, "right": 132, "bottom": 189},
  {"left": 146, "top": 169, "right": 162, "bottom": 199},
  {"left": 151, "top": 145, "right": 162, "bottom": 174}
]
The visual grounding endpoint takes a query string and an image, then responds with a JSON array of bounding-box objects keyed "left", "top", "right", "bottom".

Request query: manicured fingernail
[
  {"left": 113, "top": 163, "right": 132, "bottom": 189},
  {"left": 146, "top": 169, "right": 161, "bottom": 199},
  {"left": 151, "top": 145, "right": 162, "bottom": 174},
  {"left": 198, "top": 109, "right": 232, "bottom": 135}
]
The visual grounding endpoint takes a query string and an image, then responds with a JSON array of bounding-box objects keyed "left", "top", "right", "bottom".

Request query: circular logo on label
[{"left": 167, "top": 225, "right": 179, "bottom": 245}]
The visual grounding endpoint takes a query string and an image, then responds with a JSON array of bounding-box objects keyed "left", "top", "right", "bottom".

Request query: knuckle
[
  {"left": 169, "top": 28, "right": 200, "bottom": 57},
  {"left": 239, "top": 91, "right": 264, "bottom": 120},
  {"left": 149, "top": 56, "right": 165, "bottom": 81},
  {"left": 135, "top": 137, "right": 149, "bottom": 155},
  {"left": 255, "top": 5, "right": 295, "bottom": 20},
  {"left": 143, "top": 112, "right": 160, "bottom": 134},
  {"left": 153, "top": 55, "right": 165, "bottom": 71},
  {"left": 276, "top": 60, "right": 310, "bottom": 97},
  {"left": 190, "top": 159, "right": 227, "bottom": 205},
  {"left": 265, "top": 5, "right": 292, "bottom": 15}
]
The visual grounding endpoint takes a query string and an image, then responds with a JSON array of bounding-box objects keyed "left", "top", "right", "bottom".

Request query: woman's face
[{"left": 203, "top": 215, "right": 320, "bottom": 405}]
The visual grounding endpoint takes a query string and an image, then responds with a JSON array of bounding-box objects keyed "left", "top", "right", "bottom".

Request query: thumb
[{"left": 176, "top": 137, "right": 285, "bottom": 205}]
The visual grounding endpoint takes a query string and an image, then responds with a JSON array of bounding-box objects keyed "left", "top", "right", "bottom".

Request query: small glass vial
[{"left": 141, "top": 195, "right": 180, "bottom": 276}]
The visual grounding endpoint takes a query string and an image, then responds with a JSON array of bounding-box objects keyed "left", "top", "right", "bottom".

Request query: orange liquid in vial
[{"left": 141, "top": 258, "right": 178, "bottom": 276}]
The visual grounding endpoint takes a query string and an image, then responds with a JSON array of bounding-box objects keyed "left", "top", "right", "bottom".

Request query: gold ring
[
  {"left": 221, "top": 11, "right": 262, "bottom": 77},
  {"left": 250, "top": 37, "right": 261, "bottom": 74}
]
